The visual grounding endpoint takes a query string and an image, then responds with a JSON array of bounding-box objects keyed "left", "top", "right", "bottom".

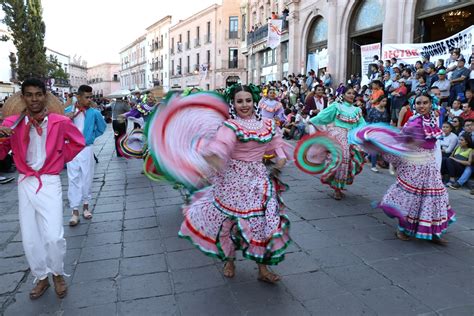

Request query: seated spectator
[
  {"left": 415, "top": 75, "right": 429, "bottom": 96},
  {"left": 459, "top": 119, "right": 474, "bottom": 143},
  {"left": 448, "top": 99, "right": 463, "bottom": 122},
  {"left": 303, "top": 85, "right": 327, "bottom": 117},
  {"left": 452, "top": 116, "right": 464, "bottom": 135},
  {"left": 439, "top": 122, "right": 458, "bottom": 157},
  {"left": 282, "top": 116, "right": 297, "bottom": 139},
  {"left": 460, "top": 102, "right": 474, "bottom": 121},
  {"left": 465, "top": 89, "right": 474, "bottom": 110},
  {"left": 443, "top": 133, "right": 473, "bottom": 189},
  {"left": 369, "top": 80, "right": 384, "bottom": 109}
]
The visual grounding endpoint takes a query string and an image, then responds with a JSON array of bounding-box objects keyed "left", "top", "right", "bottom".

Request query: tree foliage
[
  {"left": 46, "top": 55, "right": 68, "bottom": 81},
  {"left": 1, "top": 0, "right": 48, "bottom": 80}
]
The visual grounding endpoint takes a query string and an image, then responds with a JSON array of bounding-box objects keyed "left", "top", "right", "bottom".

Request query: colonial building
[
  {"left": 69, "top": 56, "right": 88, "bottom": 92},
  {"left": 169, "top": 0, "right": 247, "bottom": 90},
  {"left": 45, "top": 47, "right": 71, "bottom": 97},
  {"left": 145, "top": 15, "right": 172, "bottom": 91},
  {"left": 87, "top": 63, "right": 120, "bottom": 97},
  {"left": 119, "top": 35, "right": 148, "bottom": 91},
  {"left": 243, "top": 0, "right": 474, "bottom": 85}
]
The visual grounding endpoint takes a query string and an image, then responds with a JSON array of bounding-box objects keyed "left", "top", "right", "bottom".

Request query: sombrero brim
[{"left": 2, "top": 92, "right": 64, "bottom": 117}]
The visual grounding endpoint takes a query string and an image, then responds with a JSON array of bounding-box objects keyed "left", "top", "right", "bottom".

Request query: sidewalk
[{"left": 0, "top": 125, "right": 473, "bottom": 315}]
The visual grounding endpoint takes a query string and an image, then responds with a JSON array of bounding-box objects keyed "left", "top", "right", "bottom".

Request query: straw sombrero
[{"left": 2, "top": 91, "right": 64, "bottom": 117}]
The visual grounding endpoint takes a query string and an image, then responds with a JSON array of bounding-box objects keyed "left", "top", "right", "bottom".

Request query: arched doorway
[
  {"left": 348, "top": 0, "right": 384, "bottom": 78},
  {"left": 415, "top": 0, "right": 474, "bottom": 42},
  {"left": 306, "top": 17, "right": 328, "bottom": 76}
]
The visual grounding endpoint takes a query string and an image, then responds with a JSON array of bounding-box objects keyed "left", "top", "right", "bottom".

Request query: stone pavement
[{"left": 0, "top": 125, "right": 473, "bottom": 316}]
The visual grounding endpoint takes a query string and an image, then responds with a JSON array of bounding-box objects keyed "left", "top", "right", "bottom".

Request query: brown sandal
[
  {"left": 29, "top": 278, "right": 50, "bottom": 300},
  {"left": 395, "top": 231, "right": 410, "bottom": 241},
  {"left": 52, "top": 275, "right": 67, "bottom": 298},
  {"left": 431, "top": 237, "right": 448, "bottom": 245},
  {"left": 258, "top": 270, "right": 281, "bottom": 284},
  {"left": 223, "top": 261, "right": 235, "bottom": 278}
]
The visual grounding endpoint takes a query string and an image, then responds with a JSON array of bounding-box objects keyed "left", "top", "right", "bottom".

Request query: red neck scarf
[
  {"left": 24, "top": 108, "right": 48, "bottom": 141},
  {"left": 72, "top": 103, "right": 89, "bottom": 119}
]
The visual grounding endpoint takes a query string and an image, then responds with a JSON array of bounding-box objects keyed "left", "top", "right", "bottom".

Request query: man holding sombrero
[
  {"left": 65, "top": 85, "right": 106, "bottom": 226},
  {"left": 0, "top": 78, "right": 85, "bottom": 299}
]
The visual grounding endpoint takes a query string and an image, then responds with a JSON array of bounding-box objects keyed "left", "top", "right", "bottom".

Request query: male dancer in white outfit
[
  {"left": 65, "top": 85, "right": 106, "bottom": 226},
  {"left": 0, "top": 79, "right": 85, "bottom": 299}
]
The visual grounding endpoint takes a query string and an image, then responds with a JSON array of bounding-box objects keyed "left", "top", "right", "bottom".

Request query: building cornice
[
  {"left": 169, "top": 4, "right": 219, "bottom": 31},
  {"left": 119, "top": 35, "right": 147, "bottom": 53},
  {"left": 146, "top": 15, "right": 173, "bottom": 31}
]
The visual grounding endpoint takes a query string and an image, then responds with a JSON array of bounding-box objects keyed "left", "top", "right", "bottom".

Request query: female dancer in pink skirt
[
  {"left": 379, "top": 93, "right": 455, "bottom": 243},
  {"left": 310, "top": 87, "right": 366, "bottom": 200},
  {"left": 179, "top": 84, "right": 292, "bottom": 283}
]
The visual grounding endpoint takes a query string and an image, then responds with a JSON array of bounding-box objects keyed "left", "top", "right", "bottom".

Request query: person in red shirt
[{"left": 460, "top": 102, "right": 474, "bottom": 121}]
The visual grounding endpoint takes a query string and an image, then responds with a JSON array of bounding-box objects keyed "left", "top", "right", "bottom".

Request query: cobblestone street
[{"left": 0, "top": 126, "right": 473, "bottom": 315}]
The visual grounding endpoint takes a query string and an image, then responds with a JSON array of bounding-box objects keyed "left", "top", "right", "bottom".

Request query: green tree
[
  {"left": 1, "top": 0, "right": 48, "bottom": 80},
  {"left": 46, "top": 55, "right": 68, "bottom": 81}
]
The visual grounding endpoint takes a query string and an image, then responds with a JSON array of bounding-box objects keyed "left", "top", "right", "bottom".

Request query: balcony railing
[
  {"left": 185, "top": 42, "right": 190, "bottom": 50},
  {"left": 247, "top": 24, "right": 268, "bottom": 46},
  {"left": 226, "top": 30, "right": 239, "bottom": 40},
  {"left": 177, "top": 43, "right": 183, "bottom": 53},
  {"left": 194, "top": 38, "right": 200, "bottom": 48},
  {"left": 205, "top": 33, "right": 212, "bottom": 44},
  {"left": 222, "top": 59, "right": 238, "bottom": 69}
]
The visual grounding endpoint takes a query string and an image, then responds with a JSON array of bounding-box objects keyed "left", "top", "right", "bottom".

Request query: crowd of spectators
[{"left": 252, "top": 47, "right": 474, "bottom": 193}]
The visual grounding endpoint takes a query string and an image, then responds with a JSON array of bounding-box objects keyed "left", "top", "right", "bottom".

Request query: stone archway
[{"left": 347, "top": 0, "right": 384, "bottom": 77}]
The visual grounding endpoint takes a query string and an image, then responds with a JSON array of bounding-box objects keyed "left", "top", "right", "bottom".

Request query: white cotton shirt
[
  {"left": 26, "top": 116, "right": 48, "bottom": 171},
  {"left": 439, "top": 132, "right": 458, "bottom": 154},
  {"left": 314, "top": 97, "right": 325, "bottom": 112},
  {"left": 73, "top": 110, "right": 85, "bottom": 134}
]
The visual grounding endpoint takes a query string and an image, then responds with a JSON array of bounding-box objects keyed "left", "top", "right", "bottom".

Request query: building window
[
  {"left": 228, "top": 48, "right": 238, "bottom": 68},
  {"left": 206, "top": 21, "right": 211, "bottom": 43},
  {"left": 229, "top": 16, "right": 238, "bottom": 39},
  {"left": 195, "top": 26, "right": 200, "bottom": 47},
  {"left": 282, "top": 42, "right": 288, "bottom": 62},
  {"left": 171, "top": 38, "right": 174, "bottom": 54},
  {"left": 187, "top": 55, "right": 190, "bottom": 73},
  {"left": 207, "top": 50, "right": 211, "bottom": 64},
  {"left": 171, "top": 60, "right": 175, "bottom": 75},
  {"left": 186, "top": 30, "right": 190, "bottom": 49},
  {"left": 196, "top": 53, "right": 200, "bottom": 70}
]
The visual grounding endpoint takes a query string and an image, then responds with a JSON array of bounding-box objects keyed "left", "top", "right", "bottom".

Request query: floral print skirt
[
  {"left": 179, "top": 159, "right": 290, "bottom": 265},
  {"left": 321, "top": 126, "right": 364, "bottom": 190},
  {"left": 379, "top": 148, "right": 455, "bottom": 239}
]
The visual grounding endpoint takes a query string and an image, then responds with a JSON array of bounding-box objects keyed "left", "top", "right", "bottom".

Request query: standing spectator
[
  {"left": 449, "top": 57, "right": 470, "bottom": 104},
  {"left": 366, "top": 96, "right": 390, "bottom": 172},
  {"left": 432, "top": 69, "right": 450, "bottom": 105},
  {"left": 306, "top": 70, "right": 315, "bottom": 89},
  {"left": 303, "top": 85, "right": 327, "bottom": 117},
  {"left": 390, "top": 78, "right": 408, "bottom": 124},
  {"left": 436, "top": 59, "right": 446, "bottom": 72},
  {"left": 426, "top": 64, "right": 439, "bottom": 88},
  {"left": 111, "top": 97, "right": 130, "bottom": 157},
  {"left": 289, "top": 81, "right": 300, "bottom": 106},
  {"left": 469, "top": 54, "right": 474, "bottom": 91}
]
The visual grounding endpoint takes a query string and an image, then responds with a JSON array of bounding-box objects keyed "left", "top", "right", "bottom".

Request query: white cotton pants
[
  {"left": 18, "top": 174, "right": 66, "bottom": 280},
  {"left": 67, "top": 145, "right": 94, "bottom": 210}
]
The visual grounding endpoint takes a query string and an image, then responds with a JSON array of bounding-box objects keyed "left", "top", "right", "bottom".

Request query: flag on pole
[{"left": 267, "top": 19, "right": 283, "bottom": 49}]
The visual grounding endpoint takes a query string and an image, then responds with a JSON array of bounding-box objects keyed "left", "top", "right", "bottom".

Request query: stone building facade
[
  {"left": 243, "top": 0, "right": 473, "bottom": 85},
  {"left": 145, "top": 15, "right": 173, "bottom": 91},
  {"left": 169, "top": 0, "right": 247, "bottom": 90},
  {"left": 69, "top": 57, "right": 88, "bottom": 92},
  {"left": 119, "top": 35, "right": 148, "bottom": 91},
  {"left": 87, "top": 63, "right": 120, "bottom": 97}
]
